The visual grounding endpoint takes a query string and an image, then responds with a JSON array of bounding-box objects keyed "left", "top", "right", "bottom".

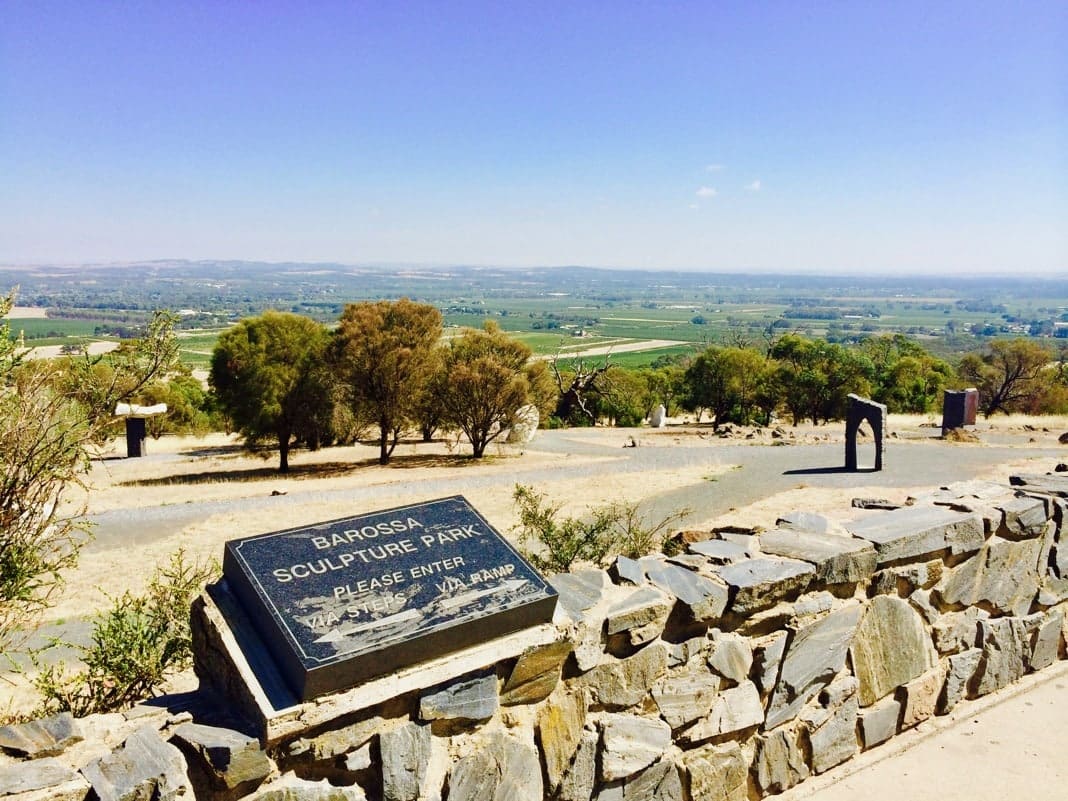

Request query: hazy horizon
[
  {"left": 3, "top": 258, "right": 1066, "bottom": 284},
  {"left": 2, "top": 3, "right": 1065, "bottom": 274}
]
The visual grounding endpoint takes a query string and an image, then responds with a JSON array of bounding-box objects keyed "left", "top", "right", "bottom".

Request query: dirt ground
[
  {"left": 3, "top": 413, "right": 1066, "bottom": 714},
  {"left": 54, "top": 413, "right": 1067, "bottom": 623}
]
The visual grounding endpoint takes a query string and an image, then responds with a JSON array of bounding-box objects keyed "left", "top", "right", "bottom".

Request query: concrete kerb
[{"left": 775, "top": 658, "right": 1068, "bottom": 800}]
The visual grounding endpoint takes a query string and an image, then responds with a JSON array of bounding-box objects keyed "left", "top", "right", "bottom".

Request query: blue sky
[{"left": 2, "top": 2, "right": 1065, "bottom": 274}]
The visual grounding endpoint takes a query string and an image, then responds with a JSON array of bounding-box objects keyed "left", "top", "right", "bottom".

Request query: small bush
[
  {"left": 33, "top": 549, "right": 217, "bottom": 717},
  {"left": 513, "top": 484, "right": 689, "bottom": 573}
]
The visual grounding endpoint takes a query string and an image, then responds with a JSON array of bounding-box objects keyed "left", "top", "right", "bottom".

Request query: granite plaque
[{"left": 223, "top": 496, "right": 558, "bottom": 701}]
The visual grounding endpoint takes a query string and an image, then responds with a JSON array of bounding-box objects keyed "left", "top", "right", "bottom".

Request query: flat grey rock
[
  {"left": 931, "top": 607, "right": 982, "bottom": 655},
  {"left": 752, "top": 631, "right": 789, "bottom": 695},
  {"left": 582, "top": 642, "right": 669, "bottom": 709},
  {"left": 687, "top": 539, "right": 749, "bottom": 564},
  {"left": 642, "top": 561, "right": 728, "bottom": 621},
  {"left": 677, "top": 681, "right": 764, "bottom": 742},
  {"left": 752, "top": 724, "right": 809, "bottom": 795},
  {"left": 974, "top": 617, "right": 1028, "bottom": 696},
  {"left": 940, "top": 648, "right": 981, "bottom": 714},
  {"left": 1030, "top": 608, "right": 1063, "bottom": 671},
  {"left": 557, "top": 728, "right": 598, "bottom": 801},
  {"left": 0, "top": 757, "right": 80, "bottom": 796},
  {"left": 805, "top": 692, "right": 859, "bottom": 774},
  {"left": 171, "top": 721, "right": 271, "bottom": 793},
  {"left": 1009, "top": 474, "right": 1068, "bottom": 497},
  {"left": 595, "top": 757, "right": 682, "bottom": 801},
  {"left": 667, "top": 554, "right": 707, "bottom": 570},
  {"left": 847, "top": 505, "right": 984, "bottom": 563},
  {"left": 248, "top": 774, "right": 367, "bottom": 800},
  {"left": 858, "top": 695, "right": 901, "bottom": 748},
  {"left": 996, "top": 495, "right": 1049, "bottom": 539},
  {"left": 448, "top": 731, "right": 542, "bottom": 801},
  {"left": 550, "top": 570, "right": 613, "bottom": 620},
  {"left": 759, "top": 528, "right": 877, "bottom": 584},
  {"left": 652, "top": 671, "right": 723, "bottom": 729},
  {"left": 605, "top": 586, "right": 673, "bottom": 645},
  {"left": 707, "top": 631, "right": 753, "bottom": 684},
  {"left": 82, "top": 725, "right": 192, "bottom": 801},
  {"left": 420, "top": 674, "right": 498, "bottom": 722},
  {"left": 941, "top": 536, "right": 1044, "bottom": 616},
  {"left": 715, "top": 557, "right": 815, "bottom": 614},
  {"left": 776, "top": 510, "right": 831, "bottom": 533},
  {"left": 343, "top": 742, "right": 372, "bottom": 773},
  {"left": 0, "top": 713, "right": 82, "bottom": 759},
  {"left": 612, "top": 556, "right": 645, "bottom": 586}
]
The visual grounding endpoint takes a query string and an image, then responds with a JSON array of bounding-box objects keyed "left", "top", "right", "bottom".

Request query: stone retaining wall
[{"left": 3, "top": 472, "right": 1067, "bottom": 801}]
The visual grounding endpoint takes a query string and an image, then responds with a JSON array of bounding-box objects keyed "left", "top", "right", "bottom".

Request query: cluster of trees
[
  {"left": 679, "top": 334, "right": 1066, "bottom": 427},
  {"left": 209, "top": 300, "right": 555, "bottom": 471},
  {"left": 202, "top": 308, "right": 1068, "bottom": 462},
  {"left": 543, "top": 333, "right": 1066, "bottom": 432},
  {"left": 679, "top": 334, "right": 951, "bottom": 428}
]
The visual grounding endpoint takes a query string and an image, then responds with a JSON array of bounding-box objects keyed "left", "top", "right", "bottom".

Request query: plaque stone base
[{"left": 190, "top": 580, "right": 564, "bottom": 746}]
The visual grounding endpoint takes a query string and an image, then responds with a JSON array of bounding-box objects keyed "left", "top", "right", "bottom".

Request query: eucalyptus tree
[
  {"left": 439, "top": 322, "right": 551, "bottom": 457},
  {"left": 330, "top": 299, "right": 442, "bottom": 464},
  {"left": 210, "top": 311, "right": 332, "bottom": 473}
]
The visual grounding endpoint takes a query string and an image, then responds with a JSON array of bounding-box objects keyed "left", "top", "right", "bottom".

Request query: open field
[
  {"left": 5, "top": 264, "right": 1067, "bottom": 369},
  {"left": 4, "top": 306, "right": 49, "bottom": 319}
]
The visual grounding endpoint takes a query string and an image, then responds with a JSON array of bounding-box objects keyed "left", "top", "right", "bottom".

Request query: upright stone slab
[
  {"left": 765, "top": 603, "right": 861, "bottom": 728},
  {"left": 963, "top": 388, "right": 978, "bottom": 425},
  {"left": 222, "top": 496, "right": 557, "bottom": 700},
  {"left": 851, "top": 596, "right": 936, "bottom": 706}
]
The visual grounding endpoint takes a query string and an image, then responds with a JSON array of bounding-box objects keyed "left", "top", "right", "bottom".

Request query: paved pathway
[
  {"left": 779, "top": 660, "right": 1068, "bottom": 801},
  {"left": 83, "top": 429, "right": 1062, "bottom": 554}
]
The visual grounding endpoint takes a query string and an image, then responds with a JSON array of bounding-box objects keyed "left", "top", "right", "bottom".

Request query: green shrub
[
  {"left": 513, "top": 484, "right": 689, "bottom": 573},
  {"left": 33, "top": 549, "right": 217, "bottom": 717}
]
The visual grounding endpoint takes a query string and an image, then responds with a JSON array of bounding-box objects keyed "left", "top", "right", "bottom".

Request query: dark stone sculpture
[
  {"left": 845, "top": 394, "right": 886, "bottom": 472},
  {"left": 941, "top": 388, "right": 979, "bottom": 432}
]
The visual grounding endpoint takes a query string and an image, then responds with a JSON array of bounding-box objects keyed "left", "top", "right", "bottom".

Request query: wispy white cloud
[
  {"left": 745, "top": 179, "right": 761, "bottom": 192},
  {"left": 705, "top": 163, "right": 725, "bottom": 172},
  {"left": 688, "top": 203, "right": 700, "bottom": 210},
  {"left": 696, "top": 186, "right": 718, "bottom": 198}
]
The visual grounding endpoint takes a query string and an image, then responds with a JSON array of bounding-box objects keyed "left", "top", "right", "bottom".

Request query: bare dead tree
[{"left": 549, "top": 352, "right": 612, "bottom": 424}]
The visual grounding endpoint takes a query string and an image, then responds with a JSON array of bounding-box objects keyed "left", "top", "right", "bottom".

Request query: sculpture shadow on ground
[{"left": 782, "top": 466, "right": 880, "bottom": 475}]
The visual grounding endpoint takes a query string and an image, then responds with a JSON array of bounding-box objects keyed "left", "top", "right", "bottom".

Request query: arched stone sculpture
[{"left": 845, "top": 394, "right": 887, "bottom": 471}]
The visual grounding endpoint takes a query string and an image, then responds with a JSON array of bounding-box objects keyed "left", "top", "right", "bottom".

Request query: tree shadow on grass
[
  {"left": 175, "top": 442, "right": 248, "bottom": 458},
  {"left": 118, "top": 452, "right": 474, "bottom": 487}
]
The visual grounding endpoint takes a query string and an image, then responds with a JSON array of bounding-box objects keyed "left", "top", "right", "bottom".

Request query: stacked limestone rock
[{"left": 2, "top": 472, "right": 1067, "bottom": 801}]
